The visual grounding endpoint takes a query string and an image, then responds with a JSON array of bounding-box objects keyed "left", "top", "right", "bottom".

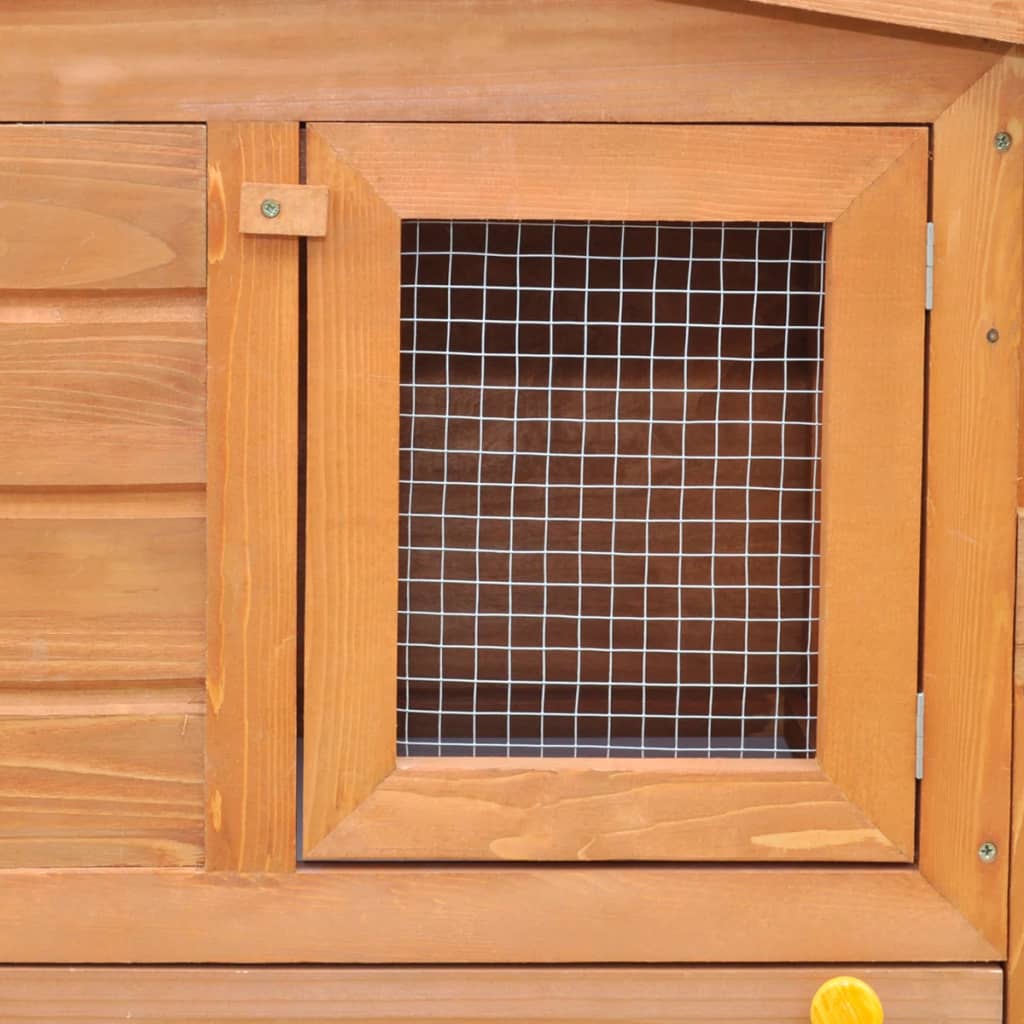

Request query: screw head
[
  {"left": 995, "top": 132, "right": 1013, "bottom": 152},
  {"left": 986, "top": 328, "right": 1001, "bottom": 344},
  {"left": 978, "top": 841, "right": 998, "bottom": 863},
  {"left": 260, "top": 198, "right": 282, "bottom": 219}
]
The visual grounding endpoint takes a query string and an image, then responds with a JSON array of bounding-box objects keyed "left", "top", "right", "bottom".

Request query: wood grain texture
[
  {"left": 922, "top": 53, "right": 1023, "bottom": 956},
  {"left": 0, "top": 966, "right": 1003, "bottom": 1022},
  {"left": 0, "top": 1, "right": 1004, "bottom": 124},
  {"left": 304, "top": 126, "right": 401, "bottom": 855},
  {"left": 817, "top": 132, "right": 928, "bottom": 859},
  {"left": 1012, "top": 511, "right": 1024, "bottom": 1022},
  {"left": 0, "top": 710, "right": 204, "bottom": 867},
  {"left": 240, "top": 183, "right": 328, "bottom": 237},
  {"left": 307, "top": 760, "right": 905, "bottom": 861},
  {"left": 206, "top": 124, "right": 298, "bottom": 872},
  {"left": 0, "top": 867, "right": 998, "bottom": 962},
  {"left": 312, "top": 124, "right": 924, "bottom": 223},
  {"left": 0, "top": 126, "right": 204, "bottom": 290},
  {"left": 749, "top": 0, "right": 1023, "bottom": 44},
  {"left": 0, "top": 518, "right": 205, "bottom": 683},
  {"left": 0, "top": 485, "right": 205, "bottom": 520},
  {"left": 0, "top": 297, "right": 205, "bottom": 486}
]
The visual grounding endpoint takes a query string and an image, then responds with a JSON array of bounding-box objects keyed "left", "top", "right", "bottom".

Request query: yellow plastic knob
[{"left": 810, "top": 977, "right": 884, "bottom": 1024}]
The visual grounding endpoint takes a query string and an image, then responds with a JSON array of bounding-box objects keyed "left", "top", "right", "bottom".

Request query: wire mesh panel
[{"left": 397, "top": 220, "right": 825, "bottom": 758}]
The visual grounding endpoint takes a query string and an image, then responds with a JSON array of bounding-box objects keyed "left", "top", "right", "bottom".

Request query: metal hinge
[
  {"left": 925, "top": 222, "right": 935, "bottom": 311},
  {"left": 915, "top": 692, "right": 925, "bottom": 780}
]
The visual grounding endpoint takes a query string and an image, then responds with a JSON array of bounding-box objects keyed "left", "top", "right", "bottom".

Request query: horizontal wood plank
[
  {"left": 0, "top": 518, "right": 205, "bottom": 682},
  {"left": 0, "top": 299, "right": 205, "bottom": 486},
  {"left": 749, "top": 0, "right": 1024, "bottom": 44},
  {"left": 313, "top": 124, "right": 923, "bottom": 223},
  {"left": 0, "top": 711, "right": 204, "bottom": 867},
  {"left": 0, "top": 867, "right": 997, "bottom": 962},
  {"left": 0, "top": 966, "right": 1004, "bottom": 1022},
  {"left": 0, "top": 1, "right": 1004, "bottom": 124},
  {"left": 0, "top": 126, "right": 205, "bottom": 290},
  {"left": 0, "top": 485, "right": 205, "bottom": 519},
  {"left": 311, "top": 759, "right": 906, "bottom": 861}
]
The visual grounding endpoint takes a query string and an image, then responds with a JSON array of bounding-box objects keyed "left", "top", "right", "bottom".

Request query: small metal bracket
[
  {"left": 924, "top": 222, "right": 935, "bottom": 312},
  {"left": 239, "top": 182, "right": 329, "bottom": 237},
  {"left": 915, "top": 692, "right": 925, "bottom": 780}
]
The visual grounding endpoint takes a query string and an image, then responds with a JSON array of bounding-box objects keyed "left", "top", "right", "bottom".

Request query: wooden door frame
[
  {"left": 302, "top": 123, "right": 927, "bottom": 863},
  {"left": 0, "top": 31, "right": 1016, "bottom": 971}
]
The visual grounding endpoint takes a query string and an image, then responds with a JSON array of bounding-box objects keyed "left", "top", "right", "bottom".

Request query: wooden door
[{"left": 303, "top": 124, "right": 928, "bottom": 862}]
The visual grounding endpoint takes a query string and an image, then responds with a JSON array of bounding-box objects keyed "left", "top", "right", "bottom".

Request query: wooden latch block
[{"left": 239, "top": 182, "right": 329, "bottom": 236}]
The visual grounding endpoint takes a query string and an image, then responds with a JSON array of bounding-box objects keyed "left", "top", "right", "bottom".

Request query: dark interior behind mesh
[{"left": 397, "top": 221, "right": 823, "bottom": 757}]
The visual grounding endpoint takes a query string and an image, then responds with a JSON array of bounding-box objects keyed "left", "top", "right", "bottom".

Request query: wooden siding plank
[
  {"left": 0, "top": 867, "right": 997, "bottom": 962},
  {"left": 0, "top": 966, "right": 1004, "bottom": 1023},
  {"left": 0, "top": 712, "right": 204, "bottom": 868},
  {"left": 922, "top": 54, "right": 1023, "bottom": 954},
  {"left": 0, "top": 301, "right": 205, "bottom": 486},
  {"left": 0, "top": 518, "right": 205, "bottom": 683},
  {"left": 205, "top": 123, "right": 298, "bottom": 872},
  {"left": 0, "top": 1, "right": 1004, "bottom": 124},
  {"left": 0, "top": 126, "right": 205, "bottom": 290}
]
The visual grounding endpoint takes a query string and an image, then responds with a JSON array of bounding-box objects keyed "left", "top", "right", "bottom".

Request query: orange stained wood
[
  {"left": 206, "top": 123, "right": 298, "bottom": 872},
  {"left": 240, "top": 182, "right": 329, "bottom": 237},
  {"left": 818, "top": 131, "right": 927, "bottom": 858},
  {"left": 305, "top": 122, "right": 925, "bottom": 862},
  {"left": 0, "top": 517, "right": 205, "bottom": 683},
  {"left": 749, "top": 0, "right": 1024, "bottom": 44},
  {"left": 304, "top": 124, "right": 401, "bottom": 854},
  {"left": 0, "top": 867, "right": 1000, "bottom": 963},
  {"left": 0, "top": 966, "right": 1003, "bottom": 1022},
  {"left": 0, "top": 126, "right": 205, "bottom": 290},
  {"left": 0, "top": 709, "right": 204, "bottom": 868},
  {"left": 0, "top": 1, "right": 1006, "bottom": 124},
  {"left": 1013, "top": 512, "right": 1024, "bottom": 1022},
  {"left": 0, "top": 297, "right": 206, "bottom": 487},
  {"left": 922, "top": 53, "right": 1023, "bottom": 954}
]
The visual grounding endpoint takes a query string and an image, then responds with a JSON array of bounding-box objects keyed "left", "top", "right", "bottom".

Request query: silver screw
[
  {"left": 978, "top": 841, "right": 998, "bottom": 863},
  {"left": 986, "top": 328, "right": 1000, "bottom": 344},
  {"left": 995, "top": 132, "right": 1013, "bottom": 152},
  {"left": 261, "top": 198, "right": 282, "bottom": 219}
]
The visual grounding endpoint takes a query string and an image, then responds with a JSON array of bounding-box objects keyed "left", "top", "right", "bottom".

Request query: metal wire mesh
[{"left": 397, "top": 220, "right": 825, "bottom": 758}]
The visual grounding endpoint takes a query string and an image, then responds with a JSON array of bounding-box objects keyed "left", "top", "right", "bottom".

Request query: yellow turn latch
[{"left": 810, "top": 977, "right": 884, "bottom": 1024}]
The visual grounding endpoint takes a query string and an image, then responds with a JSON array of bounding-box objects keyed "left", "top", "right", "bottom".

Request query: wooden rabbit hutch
[{"left": 0, "top": 2, "right": 1022, "bottom": 1021}]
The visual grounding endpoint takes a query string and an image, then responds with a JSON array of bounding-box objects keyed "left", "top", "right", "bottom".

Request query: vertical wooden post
[
  {"left": 206, "top": 123, "right": 299, "bottom": 871},
  {"left": 924, "top": 55, "right": 1023, "bottom": 953}
]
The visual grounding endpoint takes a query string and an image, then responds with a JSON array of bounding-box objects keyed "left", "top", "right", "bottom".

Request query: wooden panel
[
  {"left": 0, "top": 518, "right": 205, "bottom": 682},
  {"left": 206, "top": 124, "right": 298, "bottom": 872},
  {"left": 0, "top": 708, "right": 204, "bottom": 868},
  {"left": 312, "top": 124, "right": 923, "bottom": 222},
  {"left": 922, "top": 53, "right": 1023, "bottom": 955},
  {"left": 0, "top": 867, "right": 997, "bottom": 962},
  {"left": 0, "top": 966, "right": 1004, "bottom": 1022},
  {"left": 817, "top": 134, "right": 927, "bottom": 857},
  {"left": 0, "top": 1, "right": 1004, "bottom": 124},
  {"left": 304, "top": 126, "right": 401, "bottom": 854},
  {"left": 750, "top": 0, "right": 1024, "bottom": 44},
  {"left": 0, "top": 296, "right": 205, "bottom": 486},
  {"left": 308, "top": 760, "right": 904, "bottom": 861},
  {"left": 1013, "top": 511, "right": 1024, "bottom": 1023},
  {"left": 0, "top": 126, "right": 205, "bottom": 290},
  {"left": 0, "top": 486, "right": 205, "bottom": 520}
]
